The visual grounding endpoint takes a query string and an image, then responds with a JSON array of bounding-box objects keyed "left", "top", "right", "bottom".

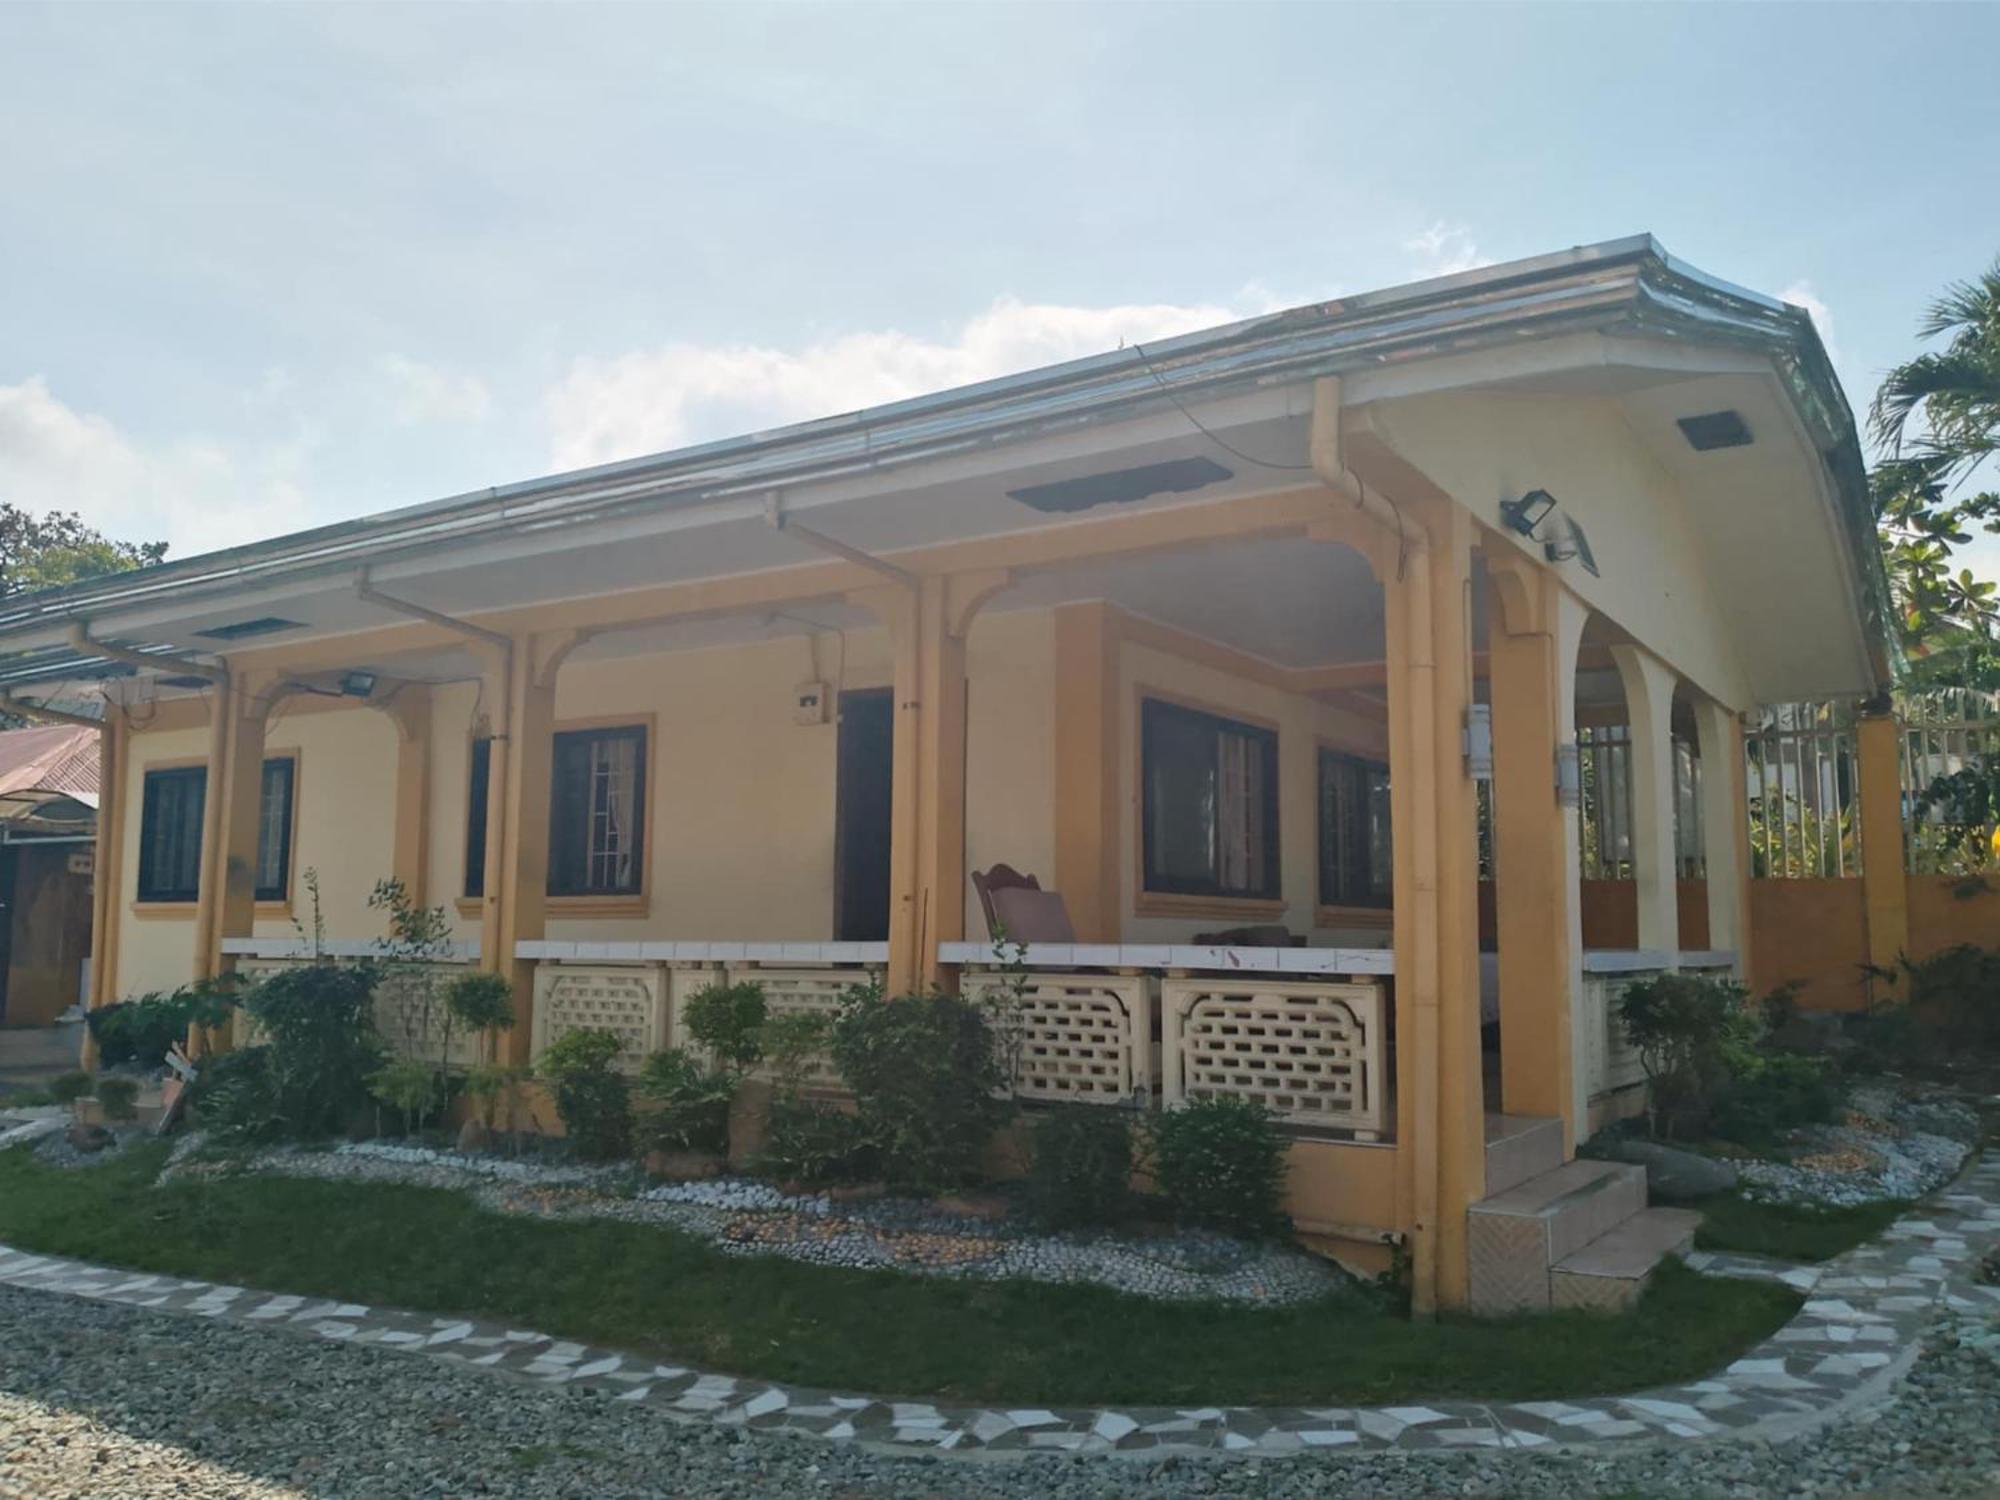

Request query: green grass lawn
[
  {"left": 0, "top": 1142, "right": 1801, "bottom": 1408},
  {"left": 1691, "top": 1191, "right": 1910, "bottom": 1262}
]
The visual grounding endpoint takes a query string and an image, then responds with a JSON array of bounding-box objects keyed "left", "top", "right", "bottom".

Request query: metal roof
[{"left": 0, "top": 235, "right": 1887, "bottom": 689}]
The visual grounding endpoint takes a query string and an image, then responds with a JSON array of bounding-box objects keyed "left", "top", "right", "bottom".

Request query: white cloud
[
  {"left": 1404, "top": 221, "right": 1492, "bottom": 278},
  {"left": 379, "top": 355, "right": 492, "bottom": 426},
  {"left": 1778, "top": 280, "right": 1840, "bottom": 368},
  {"left": 543, "top": 295, "right": 1246, "bottom": 470},
  {"left": 0, "top": 375, "right": 307, "bottom": 559}
]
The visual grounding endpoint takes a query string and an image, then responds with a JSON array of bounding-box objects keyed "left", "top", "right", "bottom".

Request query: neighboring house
[
  {"left": 0, "top": 723, "right": 98, "bottom": 1027},
  {"left": 0, "top": 237, "right": 1888, "bottom": 1315}
]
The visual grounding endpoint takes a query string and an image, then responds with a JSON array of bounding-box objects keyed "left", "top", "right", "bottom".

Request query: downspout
[
  {"left": 1309, "top": 376, "right": 1444, "bottom": 1320},
  {"left": 352, "top": 571, "right": 516, "bottom": 976}
]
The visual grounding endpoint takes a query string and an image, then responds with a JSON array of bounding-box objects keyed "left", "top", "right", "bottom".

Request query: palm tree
[{"left": 1872, "top": 258, "right": 2000, "bottom": 487}]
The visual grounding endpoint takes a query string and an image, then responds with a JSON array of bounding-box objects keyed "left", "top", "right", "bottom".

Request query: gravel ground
[
  {"left": 163, "top": 1139, "right": 1345, "bottom": 1306},
  {"left": 4, "top": 1282, "right": 1999, "bottom": 1499},
  {"left": 1735, "top": 1083, "right": 1982, "bottom": 1209}
]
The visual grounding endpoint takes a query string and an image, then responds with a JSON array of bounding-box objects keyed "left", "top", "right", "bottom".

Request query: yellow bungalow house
[{"left": 0, "top": 237, "right": 1888, "bottom": 1318}]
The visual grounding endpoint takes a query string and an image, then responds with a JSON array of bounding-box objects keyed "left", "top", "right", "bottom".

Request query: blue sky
[{"left": 2, "top": 2, "right": 1996, "bottom": 569}]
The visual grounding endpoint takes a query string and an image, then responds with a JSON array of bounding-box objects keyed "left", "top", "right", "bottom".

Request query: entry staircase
[{"left": 1468, "top": 1115, "right": 1702, "bottom": 1314}]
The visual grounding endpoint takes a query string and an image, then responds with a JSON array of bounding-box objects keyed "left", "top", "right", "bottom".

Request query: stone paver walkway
[{"left": 1, "top": 1156, "right": 1997, "bottom": 1460}]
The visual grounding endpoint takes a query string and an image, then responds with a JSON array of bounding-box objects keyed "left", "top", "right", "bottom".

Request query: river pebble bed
[
  {"left": 1734, "top": 1082, "right": 1983, "bottom": 1209},
  {"left": 155, "top": 1137, "right": 1351, "bottom": 1307},
  {"left": 2, "top": 1279, "right": 1998, "bottom": 1500}
]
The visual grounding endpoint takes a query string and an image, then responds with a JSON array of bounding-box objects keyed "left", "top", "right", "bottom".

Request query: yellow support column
[
  {"left": 493, "top": 635, "right": 562, "bottom": 1068},
  {"left": 1381, "top": 497, "right": 1486, "bottom": 1316},
  {"left": 384, "top": 685, "right": 433, "bottom": 906},
  {"left": 80, "top": 700, "right": 129, "bottom": 1070},
  {"left": 1693, "top": 699, "right": 1749, "bottom": 960},
  {"left": 1051, "top": 602, "right": 1121, "bottom": 942},
  {"left": 1484, "top": 555, "right": 1577, "bottom": 1142},
  {"left": 1857, "top": 711, "right": 1909, "bottom": 976}
]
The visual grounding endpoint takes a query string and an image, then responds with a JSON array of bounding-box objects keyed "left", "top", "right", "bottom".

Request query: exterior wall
[
  {"left": 1478, "top": 878, "right": 1710, "bottom": 952},
  {"left": 1117, "top": 637, "right": 1388, "bottom": 946},
  {"left": 1908, "top": 876, "right": 2000, "bottom": 959},
  {"left": 1368, "top": 393, "right": 1753, "bottom": 710},
  {"left": 114, "top": 707, "right": 402, "bottom": 998},
  {"left": 1748, "top": 877, "right": 1871, "bottom": 1011}
]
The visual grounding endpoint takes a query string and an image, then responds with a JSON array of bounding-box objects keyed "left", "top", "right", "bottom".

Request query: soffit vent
[
  {"left": 156, "top": 674, "right": 214, "bottom": 691},
  {"left": 1676, "top": 410, "right": 1753, "bottom": 452},
  {"left": 1007, "top": 456, "right": 1232, "bottom": 514},
  {"left": 194, "top": 616, "right": 306, "bottom": 641}
]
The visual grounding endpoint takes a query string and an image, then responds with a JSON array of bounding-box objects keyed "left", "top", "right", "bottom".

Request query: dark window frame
[
  {"left": 1317, "top": 747, "right": 1392, "bottom": 911},
  {"left": 255, "top": 755, "right": 297, "bottom": 903},
  {"left": 136, "top": 766, "right": 207, "bottom": 904},
  {"left": 463, "top": 736, "right": 492, "bottom": 900},
  {"left": 546, "top": 722, "right": 649, "bottom": 899},
  {"left": 135, "top": 756, "right": 296, "bottom": 905},
  {"left": 1139, "top": 697, "right": 1281, "bottom": 902}
]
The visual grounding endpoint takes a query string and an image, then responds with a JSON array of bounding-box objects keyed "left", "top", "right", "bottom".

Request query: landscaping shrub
[
  {"left": 1617, "top": 972, "right": 1751, "bottom": 1140},
  {"left": 761, "top": 1098, "right": 880, "bottom": 1185},
  {"left": 368, "top": 1058, "right": 439, "bottom": 1135},
  {"left": 1869, "top": 945, "right": 2000, "bottom": 1055},
  {"left": 1711, "top": 1050, "right": 1839, "bottom": 1146},
  {"left": 48, "top": 1071, "right": 92, "bottom": 1108},
  {"left": 635, "top": 1048, "right": 736, "bottom": 1155},
  {"left": 188, "top": 1046, "right": 282, "bottom": 1138},
  {"left": 443, "top": 971, "right": 516, "bottom": 1053},
  {"left": 828, "top": 985, "right": 1007, "bottom": 1192},
  {"left": 1147, "top": 1095, "right": 1289, "bottom": 1239},
  {"left": 536, "top": 1028, "right": 631, "bottom": 1161},
  {"left": 85, "top": 981, "right": 237, "bottom": 1068},
  {"left": 681, "top": 981, "right": 768, "bottom": 1070},
  {"left": 93, "top": 1077, "right": 140, "bottom": 1123},
  {"left": 236, "top": 960, "right": 385, "bottom": 1140},
  {"left": 1024, "top": 1106, "right": 1133, "bottom": 1230}
]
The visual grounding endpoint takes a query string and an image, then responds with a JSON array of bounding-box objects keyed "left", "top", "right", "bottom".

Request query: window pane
[
  {"left": 548, "top": 726, "right": 646, "bottom": 897},
  {"left": 1317, "top": 749, "right": 1391, "bottom": 910},
  {"left": 1142, "top": 700, "right": 1277, "bottom": 899},
  {"left": 463, "top": 738, "right": 491, "bottom": 899},
  {"left": 255, "top": 758, "right": 295, "bottom": 901},
  {"left": 138, "top": 768, "right": 205, "bottom": 903}
]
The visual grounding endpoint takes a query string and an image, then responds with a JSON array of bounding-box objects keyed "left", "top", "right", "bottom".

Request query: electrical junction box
[{"left": 793, "top": 680, "right": 829, "bottom": 725}]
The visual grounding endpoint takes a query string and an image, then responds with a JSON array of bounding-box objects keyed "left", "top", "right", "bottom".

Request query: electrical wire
[{"left": 1128, "top": 341, "right": 1315, "bottom": 472}]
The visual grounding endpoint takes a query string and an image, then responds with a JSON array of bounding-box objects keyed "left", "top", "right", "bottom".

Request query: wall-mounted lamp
[
  {"left": 1463, "top": 704, "right": 1494, "bottom": 782},
  {"left": 338, "top": 671, "right": 378, "bottom": 699},
  {"left": 1555, "top": 743, "right": 1582, "bottom": 807},
  {"left": 1543, "top": 516, "right": 1601, "bottom": 578},
  {"left": 1499, "top": 488, "right": 1558, "bottom": 538}
]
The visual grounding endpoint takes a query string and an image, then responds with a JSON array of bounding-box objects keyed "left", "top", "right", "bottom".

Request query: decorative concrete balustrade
[
  {"left": 223, "top": 940, "right": 482, "bottom": 1068},
  {"left": 1580, "top": 950, "right": 1740, "bottom": 1109}
]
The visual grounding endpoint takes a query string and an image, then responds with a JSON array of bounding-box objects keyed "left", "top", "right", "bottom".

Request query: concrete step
[
  {"left": 1467, "top": 1159, "right": 1649, "bottom": 1315},
  {"left": 1551, "top": 1207, "right": 1703, "bottom": 1313},
  {"left": 1483, "top": 1113, "right": 1564, "bottom": 1198}
]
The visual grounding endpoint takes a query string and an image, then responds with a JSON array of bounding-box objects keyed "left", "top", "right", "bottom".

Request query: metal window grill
[
  {"left": 1575, "top": 723, "right": 1705, "bottom": 881},
  {"left": 1900, "top": 687, "right": 2000, "bottom": 875},
  {"left": 1743, "top": 700, "right": 1860, "bottom": 878}
]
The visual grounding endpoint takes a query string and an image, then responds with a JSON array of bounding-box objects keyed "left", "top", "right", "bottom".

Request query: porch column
[
  {"left": 1609, "top": 644, "right": 1682, "bottom": 954},
  {"left": 1051, "top": 602, "right": 1120, "bottom": 942},
  {"left": 191, "top": 669, "right": 271, "bottom": 1055},
  {"left": 1692, "top": 698, "right": 1749, "bottom": 960},
  {"left": 492, "top": 633, "right": 565, "bottom": 1067},
  {"left": 1856, "top": 709, "right": 1909, "bottom": 978},
  {"left": 1485, "top": 554, "right": 1586, "bottom": 1145},
  {"left": 1383, "top": 496, "right": 1485, "bottom": 1316},
  {"left": 861, "top": 572, "right": 998, "bottom": 994},
  {"left": 384, "top": 684, "right": 433, "bottom": 906},
  {"left": 80, "top": 700, "right": 129, "bottom": 1070}
]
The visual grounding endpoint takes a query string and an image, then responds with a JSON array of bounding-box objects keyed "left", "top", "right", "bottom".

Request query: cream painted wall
[
  {"left": 964, "top": 609, "right": 1057, "bottom": 943},
  {"left": 1117, "top": 638, "right": 1390, "bottom": 947},
  {"left": 1369, "top": 392, "right": 1755, "bottom": 709},
  {"left": 115, "top": 703, "right": 403, "bottom": 997}
]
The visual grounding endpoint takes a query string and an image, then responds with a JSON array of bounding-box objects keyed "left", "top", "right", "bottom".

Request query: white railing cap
[{"left": 936, "top": 941, "right": 1394, "bottom": 977}]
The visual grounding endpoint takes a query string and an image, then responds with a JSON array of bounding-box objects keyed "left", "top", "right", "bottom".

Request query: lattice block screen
[
  {"left": 374, "top": 964, "right": 484, "bottom": 1067},
  {"left": 1581, "top": 973, "right": 1649, "bottom": 1100},
  {"left": 530, "top": 963, "right": 669, "bottom": 1075},
  {"left": 226, "top": 958, "right": 293, "bottom": 1048},
  {"left": 716, "top": 965, "right": 881, "bottom": 1088},
  {"left": 1161, "top": 978, "right": 1387, "bottom": 1138},
  {"left": 961, "top": 972, "right": 1154, "bottom": 1105}
]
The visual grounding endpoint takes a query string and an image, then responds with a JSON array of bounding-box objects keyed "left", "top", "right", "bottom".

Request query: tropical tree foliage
[
  {"left": 1868, "top": 257, "right": 2000, "bottom": 672},
  {"left": 0, "top": 504, "right": 166, "bottom": 597}
]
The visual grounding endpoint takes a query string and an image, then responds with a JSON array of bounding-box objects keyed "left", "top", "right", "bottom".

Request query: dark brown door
[{"left": 833, "top": 689, "right": 894, "bottom": 942}]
